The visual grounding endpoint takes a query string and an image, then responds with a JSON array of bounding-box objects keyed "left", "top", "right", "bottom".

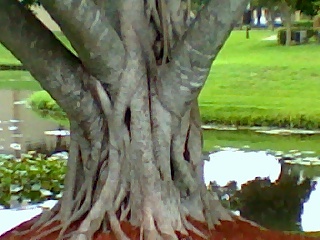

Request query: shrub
[
  {"left": 229, "top": 176, "right": 313, "bottom": 231},
  {"left": 0, "top": 152, "right": 67, "bottom": 208},
  {"left": 27, "top": 91, "right": 69, "bottom": 127},
  {"left": 313, "top": 15, "right": 320, "bottom": 29},
  {"left": 292, "top": 20, "right": 313, "bottom": 28},
  {"left": 277, "top": 27, "right": 315, "bottom": 45}
]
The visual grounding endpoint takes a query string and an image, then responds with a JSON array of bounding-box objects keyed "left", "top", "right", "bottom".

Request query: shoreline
[{"left": 201, "top": 124, "right": 320, "bottom": 135}]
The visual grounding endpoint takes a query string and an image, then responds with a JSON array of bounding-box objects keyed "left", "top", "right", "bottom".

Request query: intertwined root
[{"left": 11, "top": 180, "right": 234, "bottom": 240}]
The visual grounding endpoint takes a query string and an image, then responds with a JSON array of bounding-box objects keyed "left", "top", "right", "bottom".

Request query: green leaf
[
  {"left": 31, "top": 183, "right": 41, "bottom": 191},
  {"left": 10, "top": 195, "right": 20, "bottom": 201},
  {"left": 41, "top": 180, "right": 51, "bottom": 190},
  {"left": 29, "top": 166, "right": 39, "bottom": 171},
  {"left": 10, "top": 184, "right": 23, "bottom": 193},
  {"left": 0, "top": 154, "right": 66, "bottom": 207},
  {"left": 55, "top": 192, "right": 63, "bottom": 199},
  {"left": 17, "top": 170, "right": 28, "bottom": 176},
  {"left": 40, "top": 189, "right": 53, "bottom": 197},
  {"left": 0, "top": 167, "right": 13, "bottom": 174}
]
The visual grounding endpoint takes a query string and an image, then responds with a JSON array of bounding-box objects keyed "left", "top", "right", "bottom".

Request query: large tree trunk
[{"left": 3, "top": 0, "right": 315, "bottom": 240}]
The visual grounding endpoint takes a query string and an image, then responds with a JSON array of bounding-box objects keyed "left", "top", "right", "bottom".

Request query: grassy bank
[
  {"left": 0, "top": 46, "right": 20, "bottom": 65},
  {"left": 1, "top": 30, "right": 320, "bottom": 129},
  {"left": 202, "top": 129, "right": 320, "bottom": 153},
  {"left": 0, "top": 71, "right": 41, "bottom": 90},
  {"left": 199, "top": 30, "right": 320, "bottom": 129},
  {"left": 0, "top": 33, "right": 71, "bottom": 90}
]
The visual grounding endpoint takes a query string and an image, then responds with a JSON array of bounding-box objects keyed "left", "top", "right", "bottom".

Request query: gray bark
[
  {"left": 0, "top": 0, "right": 249, "bottom": 239},
  {"left": 158, "top": 0, "right": 249, "bottom": 116},
  {"left": 280, "top": 1, "right": 293, "bottom": 46},
  {"left": 39, "top": 0, "right": 125, "bottom": 94},
  {"left": 0, "top": 0, "right": 102, "bottom": 137},
  {"left": 269, "top": 9, "right": 276, "bottom": 31}
]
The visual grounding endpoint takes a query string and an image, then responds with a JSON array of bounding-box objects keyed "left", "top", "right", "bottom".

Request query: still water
[
  {"left": 0, "top": 90, "right": 67, "bottom": 155},
  {"left": 204, "top": 150, "right": 320, "bottom": 232},
  {"left": 1, "top": 90, "right": 320, "bottom": 232}
]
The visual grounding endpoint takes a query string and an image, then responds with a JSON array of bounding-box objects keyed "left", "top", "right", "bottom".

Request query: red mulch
[{"left": 0, "top": 215, "right": 318, "bottom": 240}]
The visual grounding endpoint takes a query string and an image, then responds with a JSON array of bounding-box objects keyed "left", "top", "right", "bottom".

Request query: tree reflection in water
[{"left": 208, "top": 163, "right": 317, "bottom": 232}]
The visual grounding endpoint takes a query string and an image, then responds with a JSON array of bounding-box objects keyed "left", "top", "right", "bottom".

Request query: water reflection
[
  {"left": 302, "top": 177, "right": 320, "bottom": 231},
  {"left": 204, "top": 150, "right": 282, "bottom": 186},
  {"left": 0, "top": 90, "right": 68, "bottom": 155},
  {"left": 204, "top": 150, "right": 320, "bottom": 232}
]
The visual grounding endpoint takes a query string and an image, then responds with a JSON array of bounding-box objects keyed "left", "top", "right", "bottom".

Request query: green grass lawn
[
  {"left": 0, "top": 71, "right": 42, "bottom": 90},
  {"left": 199, "top": 30, "right": 320, "bottom": 129},
  {"left": 0, "top": 45, "right": 20, "bottom": 65},
  {"left": 1, "top": 30, "right": 320, "bottom": 129},
  {"left": 0, "top": 33, "right": 72, "bottom": 90}
]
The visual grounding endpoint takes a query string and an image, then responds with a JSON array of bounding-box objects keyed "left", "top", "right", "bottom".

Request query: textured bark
[
  {"left": 0, "top": 0, "right": 252, "bottom": 239},
  {"left": 0, "top": 0, "right": 101, "bottom": 138},
  {"left": 280, "top": 0, "right": 293, "bottom": 46},
  {"left": 39, "top": 0, "right": 125, "bottom": 93},
  {"left": 3, "top": 214, "right": 318, "bottom": 240}
]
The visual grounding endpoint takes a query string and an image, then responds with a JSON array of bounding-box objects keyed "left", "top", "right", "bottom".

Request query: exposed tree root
[{"left": 2, "top": 213, "right": 318, "bottom": 240}]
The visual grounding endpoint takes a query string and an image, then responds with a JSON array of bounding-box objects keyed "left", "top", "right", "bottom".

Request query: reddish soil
[{"left": 0, "top": 215, "right": 318, "bottom": 240}]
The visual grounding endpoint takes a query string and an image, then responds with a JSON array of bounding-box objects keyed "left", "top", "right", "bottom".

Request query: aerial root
[
  {"left": 58, "top": 181, "right": 94, "bottom": 239},
  {"left": 201, "top": 187, "right": 233, "bottom": 229},
  {"left": 67, "top": 210, "right": 130, "bottom": 240},
  {"left": 108, "top": 211, "right": 131, "bottom": 240},
  {"left": 120, "top": 201, "right": 131, "bottom": 221},
  {"left": 13, "top": 182, "right": 95, "bottom": 240},
  {"left": 72, "top": 184, "right": 88, "bottom": 212},
  {"left": 114, "top": 184, "right": 127, "bottom": 210},
  {"left": 12, "top": 202, "right": 60, "bottom": 237},
  {"left": 30, "top": 224, "right": 63, "bottom": 240},
  {"left": 101, "top": 217, "right": 109, "bottom": 232},
  {"left": 181, "top": 216, "right": 208, "bottom": 239},
  {"left": 35, "top": 212, "right": 61, "bottom": 233}
]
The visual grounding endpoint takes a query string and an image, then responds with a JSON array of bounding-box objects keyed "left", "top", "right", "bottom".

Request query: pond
[
  {"left": 203, "top": 128, "right": 320, "bottom": 154},
  {"left": 204, "top": 150, "right": 320, "bottom": 232},
  {"left": 1, "top": 89, "right": 320, "bottom": 233},
  {"left": 0, "top": 90, "right": 68, "bottom": 156}
]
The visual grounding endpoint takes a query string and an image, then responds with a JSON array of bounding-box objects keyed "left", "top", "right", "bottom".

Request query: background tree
[
  {"left": 296, "top": 0, "right": 320, "bottom": 18},
  {"left": 0, "top": 0, "right": 250, "bottom": 239},
  {"left": 280, "top": 0, "right": 300, "bottom": 46},
  {"left": 251, "top": 0, "right": 298, "bottom": 45}
]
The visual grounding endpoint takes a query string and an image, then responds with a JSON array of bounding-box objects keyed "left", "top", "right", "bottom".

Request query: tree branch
[
  {"left": 0, "top": 0, "right": 101, "bottom": 129},
  {"left": 158, "top": 0, "right": 249, "bottom": 116},
  {"left": 39, "top": 0, "right": 125, "bottom": 92}
]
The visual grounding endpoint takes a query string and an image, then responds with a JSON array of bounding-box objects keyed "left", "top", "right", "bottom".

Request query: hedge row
[{"left": 277, "top": 27, "right": 319, "bottom": 45}]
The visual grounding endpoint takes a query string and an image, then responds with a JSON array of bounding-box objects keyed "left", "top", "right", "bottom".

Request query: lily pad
[{"left": 301, "top": 151, "right": 316, "bottom": 155}]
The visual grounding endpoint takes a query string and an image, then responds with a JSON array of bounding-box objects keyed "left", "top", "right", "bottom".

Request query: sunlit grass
[
  {"left": 0, "top": 71, "right": 41, "bottom": 90},
  {"left": 200, "top": 30, "right": 320, "bottom": 129},
  {"left": 1, "top": 30, "right": 320, "bottom": 129}
]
